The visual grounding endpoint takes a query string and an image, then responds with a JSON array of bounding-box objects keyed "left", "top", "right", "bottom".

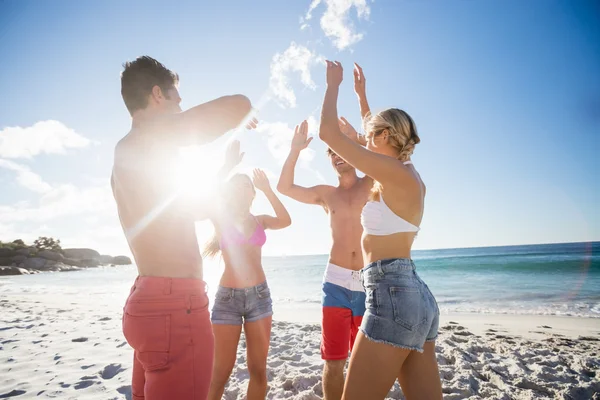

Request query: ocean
[{"left": 1, "top": 242, "right": 598, "bottom": 320}]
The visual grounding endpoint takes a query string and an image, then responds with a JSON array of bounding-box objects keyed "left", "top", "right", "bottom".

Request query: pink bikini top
[{"left": 219, "top": 216, "right": 267, "bottom": 250}]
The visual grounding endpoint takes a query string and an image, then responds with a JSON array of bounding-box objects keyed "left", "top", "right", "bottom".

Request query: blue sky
[{"left": 0, "top": 0, "right": 598, "bottom": 257}]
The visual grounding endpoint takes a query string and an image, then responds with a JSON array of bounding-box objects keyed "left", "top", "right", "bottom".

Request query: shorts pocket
[
  {"left": 216, "top": 290, "right": 233, "bottom": 303},
  {"left": 389, "top": 286, "right": 426, "bottom": 331},
  {"left": 257, "top": 285, "right": 271, "bottom": 300},
  {"left": 122, "top": 312, "right": 171, "bottom": 371}
]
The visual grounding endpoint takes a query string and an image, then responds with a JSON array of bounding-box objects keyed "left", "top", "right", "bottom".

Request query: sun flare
[{"left": 175, "top": 145, "right": 223, "bottom": 204}]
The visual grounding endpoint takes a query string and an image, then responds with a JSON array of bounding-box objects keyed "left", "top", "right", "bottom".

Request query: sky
[{"left": 0, "top": 0, "right": 598, "bottom": 257}]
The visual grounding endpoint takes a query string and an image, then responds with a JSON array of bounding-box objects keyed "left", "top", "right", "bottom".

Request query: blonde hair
[
  {"left": 363, "top": 108, "right": 420, "bottom": 198},
  {"left": 202, "top": 174, "right": 255, "bottom": 258}
]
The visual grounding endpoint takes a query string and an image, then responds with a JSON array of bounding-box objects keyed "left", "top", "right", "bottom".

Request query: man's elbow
[{"left": 230, "top": 94, "right": 252, "bottom": 123}]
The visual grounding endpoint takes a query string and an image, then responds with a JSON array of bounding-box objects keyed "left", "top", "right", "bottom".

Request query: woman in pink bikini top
[{"left": 204, "top": 168, "right": 291, "bottom": 400}]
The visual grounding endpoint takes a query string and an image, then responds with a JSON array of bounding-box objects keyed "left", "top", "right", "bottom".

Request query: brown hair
[{"left": 120, "top": 56, "right": 179, "bottom": 116}]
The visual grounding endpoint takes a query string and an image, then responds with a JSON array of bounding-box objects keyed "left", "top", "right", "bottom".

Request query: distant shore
[{"left": 0, "top": 240, "right": 131, "bottom": 275}]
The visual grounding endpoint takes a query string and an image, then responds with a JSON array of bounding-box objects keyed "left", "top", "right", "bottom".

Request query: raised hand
[
  {"left": 326, "top": 60, "right": 343, "bottom": 88},
  {"left": 353, "top": 63, "right": 366, "bottom": 98},
  {"left": 338, "top": 117, "right": 364, "bottom": 145},
  {"left": 224, "top": 140, "right": 244, "bottom": 168},
  {"left": 245, "top": 117, "right": 259, "bottom": 130},
  {"left": 252, "top": 168, "right": 271, "bottom": 192},
  {"left": 291, "top": 120, "right": 312, "bottom": 151}
]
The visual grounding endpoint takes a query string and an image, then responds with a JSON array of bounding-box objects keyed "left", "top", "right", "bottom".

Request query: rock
[
  {"left": 61, "top": 258, "right": 84, "bottom": 267},
  {"left": 0, "top": 266, "right": 29, "bottom": 275},
  {"left": 16, "top": 248, "right": 35, "bottom": 256},
  {"left": 37, "top": 250, "right": 64, "bottom": 262},
  {"left": 0, "top": 248, "right": 14, "bottom": 257},
  {"left": 23, "top": 257, "right": 48, "bottom": 270},
  {"left": 81, "top": 258, "right": 101, "bottom": 268},
  {"left": 0, "top": 257, "right": 14, "bottom": 265},
  {"left": 11, "top": 255, "right": 27, "bottom": 263},
  {"left": 112, "top": 256, "right": 132, "bottom": 265},
  {"left": 98, "top": 255, "right": 114, "bottom": 264},
  {"left": 62, "top": 248, "right": 100, "bottom": 260}
]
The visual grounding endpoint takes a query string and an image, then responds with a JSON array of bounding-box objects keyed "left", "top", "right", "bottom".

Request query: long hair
[
  {"left": 202, "top": 174, "right": 256, "bottom": 258},
  {"left": 363, "top": 108, "right": 420, "bottom": 199}
]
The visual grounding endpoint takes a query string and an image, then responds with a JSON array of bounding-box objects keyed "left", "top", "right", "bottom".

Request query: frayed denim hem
[
  {"left": 425, "top": 335, "right": 438, "bottom": 342},
  {"left": 360, "top": 327, "right": 424, "bottom": 353}
]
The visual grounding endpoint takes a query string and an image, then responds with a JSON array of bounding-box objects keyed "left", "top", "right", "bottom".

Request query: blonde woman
[{"left": 319, "top": 61, "right": 442, "bottom": 400}]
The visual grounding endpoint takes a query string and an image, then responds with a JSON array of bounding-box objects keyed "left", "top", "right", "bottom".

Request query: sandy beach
[{"left": 1, "top": 287, "right": 599, "bottom": 400}]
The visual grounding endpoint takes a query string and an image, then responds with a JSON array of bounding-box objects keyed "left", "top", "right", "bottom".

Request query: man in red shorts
[{"left": 112, "top": 56, "right": 255, "bottom": 399}]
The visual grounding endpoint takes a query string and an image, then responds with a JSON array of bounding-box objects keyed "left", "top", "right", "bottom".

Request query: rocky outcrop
[
  {"left": 23, "top": 257, "right": 47, "bottom": 270},
  {"left": 112, "top": 255, "right": 132, "bottom": 265},
  {"left": 37, "top": 250, "right": 65, "bottom": 262},
  {"left": 0, "top": 266, "right": 30, "bottom": 275},
  {"left": 62, "top": 248, "right": 100, "bottom": 260},
  {"left": 0, "top": 241, "right": 132, "bottom": 274}
]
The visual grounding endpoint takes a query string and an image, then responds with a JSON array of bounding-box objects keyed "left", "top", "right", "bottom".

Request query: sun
[{"left": 175, "top": 144, "right": 223, "bottom": 203}]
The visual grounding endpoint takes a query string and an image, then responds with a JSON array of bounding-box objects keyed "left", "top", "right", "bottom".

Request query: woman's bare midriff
[
  {"left": 219, "top": 246, "right": 267, "bottom": 288},
  {"left": 362, "top": 232, "right": 416, "bottom": 265}
]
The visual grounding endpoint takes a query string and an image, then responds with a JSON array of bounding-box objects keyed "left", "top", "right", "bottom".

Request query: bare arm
[
  {"left": 276, "top": 120, "right": 326, "bottom": 205},
  {"left": 254, "top": 169, "right": 292, "bottom": 230},
  {"left": 354, "top": 63, "right": 371, "bottom": 120},
  {"left": 160, "top": 95, "right": 253, "bottom": 146},
  {"left": 319, "top": 61, "right": 416, "bottom": 188}
]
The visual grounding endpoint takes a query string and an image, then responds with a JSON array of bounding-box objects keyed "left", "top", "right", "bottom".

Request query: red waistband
[{"left": 134, "top": 276, "right": 207, "bottom": 294}]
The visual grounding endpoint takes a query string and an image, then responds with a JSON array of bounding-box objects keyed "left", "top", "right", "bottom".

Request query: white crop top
[{"left": 360, "top": 161, "right": 420, "bottom": 236}]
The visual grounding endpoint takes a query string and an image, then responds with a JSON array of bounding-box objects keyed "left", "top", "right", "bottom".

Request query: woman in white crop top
[{"left": 319, "top": 61, "right": 442, "bottom": 400}]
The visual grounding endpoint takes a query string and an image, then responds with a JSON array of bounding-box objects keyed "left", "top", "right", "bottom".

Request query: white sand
[{"left": 1, "top": 291, "right": 599, "bottom": 399}]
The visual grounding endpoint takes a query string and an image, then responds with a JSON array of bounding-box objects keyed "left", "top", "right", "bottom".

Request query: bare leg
[
  {"left": 323, "top": 359, "right": 346, "bottom": 400},
  {"left": 208, "top": 324, "right": 242, "bottom": 400},
  {"left": 244, "top": 316, "right": 272, "bottom": 400},
  {"left": 398, "top": 341, "right": 442, "bottom": 400},
  {"left": 342, "top": 332, "right": 410, "bottom": 400}
]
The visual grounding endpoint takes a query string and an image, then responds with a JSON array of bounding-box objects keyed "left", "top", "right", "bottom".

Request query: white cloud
[
  {"left": 269, "top": 42, "right": 324, "bottom": 108},
  {"left": 0, "top": 183, "right": 114, "bottom": 223},
  {"left": 0, "top": 120, "right": 94, "bottom": 159},
  {"left": 302, "top": 0, "right": 371, "bottom": 50},
  {"left": 255, "top": 120, "right": 317, "bottom": 164},
  {"left": 0, "top": 159, "right": 52, "bottom": 193}
]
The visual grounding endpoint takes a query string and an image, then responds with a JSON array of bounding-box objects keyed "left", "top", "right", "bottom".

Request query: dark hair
[{"left": 120, "top": 56, "right": 179, "bottom": 115}]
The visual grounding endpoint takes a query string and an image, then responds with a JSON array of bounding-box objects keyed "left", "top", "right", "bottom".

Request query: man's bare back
[{"left": 112, "top": 131, "right": 203, "bottom": 278}]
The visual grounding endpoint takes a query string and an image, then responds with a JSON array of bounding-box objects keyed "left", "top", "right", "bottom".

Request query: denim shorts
[
  {"left": 211, "top": 281, "right": 273, "bottom": 325},
  {"left": 359, "top": 258, "right": 439, "bottom": 352}
]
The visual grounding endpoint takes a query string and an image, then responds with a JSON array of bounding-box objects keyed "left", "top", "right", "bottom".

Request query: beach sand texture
[{"left": 1, "top": 294, "right": 599, "bottom": 400}]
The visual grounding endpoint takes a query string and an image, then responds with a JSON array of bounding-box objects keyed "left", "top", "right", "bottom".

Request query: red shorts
[
  {"left": 321, "top": 307, "right": 363, "bottom": 360},
  {"left": 320, "top": 282, "right": 366, "bottom": 360},
  {"left": 122, "top": 276, "right": 214, "bottom": 400}
]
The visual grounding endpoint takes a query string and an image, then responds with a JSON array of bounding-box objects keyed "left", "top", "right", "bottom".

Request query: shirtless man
[
  {"left": 276, "top": 63, "right": 373, "bottom": 400},
  {"left": 111, "top": 56, "right": 255, "bottom": 400}
]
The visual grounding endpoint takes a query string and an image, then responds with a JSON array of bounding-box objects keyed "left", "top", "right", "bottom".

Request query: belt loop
[
  {"left": 377, "top": 259, "right": 383, "bottom": 276},
  {"left": 230, "top": 288, "right": 235, "bottom": 298}
]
